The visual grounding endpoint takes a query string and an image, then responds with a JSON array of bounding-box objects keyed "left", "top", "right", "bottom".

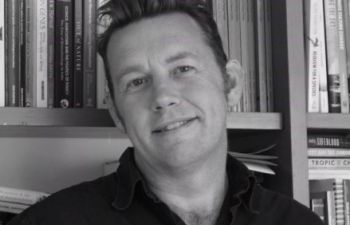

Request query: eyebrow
[{"left": 165, "top": 51, "right": 199, "bottom": 64}]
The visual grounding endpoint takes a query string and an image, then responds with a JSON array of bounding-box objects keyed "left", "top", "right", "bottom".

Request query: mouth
[{"left": 152, "top": 117, "right": 198, "bottom": 134}]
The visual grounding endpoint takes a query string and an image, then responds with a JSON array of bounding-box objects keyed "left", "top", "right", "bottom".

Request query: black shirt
[{"left": 9, "top": 148, "right": 323, "bottom": 225}]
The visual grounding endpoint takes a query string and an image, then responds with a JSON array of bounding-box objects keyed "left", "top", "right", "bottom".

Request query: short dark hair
[{"left": 97, "top": 0, "right": 228, "bottom": 99}]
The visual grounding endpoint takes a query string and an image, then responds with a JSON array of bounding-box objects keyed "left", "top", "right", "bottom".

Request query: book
[
  {"left": 324, "top": 0, "right": 342, "bottom": 113},
  {"left": 18, "top": 0, "right": 25, "bottom": 107},
  {"left": 240, "top": 0, "right": 249, "bottom": 112},
  {"left": 0, "top": 186, "right": 48, "bottom": 205},
  {"left": 74, "top": 0, "right": 84, "bottom": 108},
  {"left": 308, "top": 158, "right": 350, "bottom": 169},
  {"left": 83, "top": 0, "right": 97, "bottom": 108},
  {"left": 24, "top": 0, "right": 35, "bottom": 107},
  {"left": 343, "top": 179, "right": 350, "bottom": 225},
  {"left": 35, "top": 0, "right": 48, "bottom": 108},
  {"left": 308, "top": 148, "right": 350, "bottom": 157},
  {"left": 6, "top": 0, "right": 20, "bottom": 107},
  {"left": 47, "top": 0, "right": 55, "bottom": 108},
  {"left": 54, "top": 0, "right": 74, "bottom": 108},
  {"left": 247, "top": 0, "right": 256, "bottom": 112},
  {"left": 304, "top": 0, "right": 328, "bottom": 113},
  {"left": 308, "top": 134, "right": 350, "bottom": 148},
  {"left": 336, "top": 0, "right": 349, "bottom": 113},
  {"left": 343, "top": 0, "right": 350, "bottom": 112},
  {"left": 264, "top": 0, "right": 274, "bottom": 112},
  {"left": 0, "top": 200, "right": 29, "bottom": 214},
  {"left": 0, "top": 0, "right": 5, "bottom": 107},
  {"left": 309, "top": 179, "right": 337, "bottom": 225},
  {"left": 254, "top": 0, "right": 267, "bottom": 112}
]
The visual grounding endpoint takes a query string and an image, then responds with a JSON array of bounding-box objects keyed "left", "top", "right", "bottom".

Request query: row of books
[
  {"left": 308, "top": 134, "right": 350, "bottom": 224},
  {"left": 309, "top": 178, "right": 350, "bottom": 225},
  {"left": 205, "top": 0, "right": 274, "bottom": 112},
  {"left": 0, "top": 0, "right": 104, "bottom": 108},
  {"left": 305, "top": 0, "right": 350, "bottom": 113},
  {"left": 0, "top": 186, "right": 49, "bottom": 224}
]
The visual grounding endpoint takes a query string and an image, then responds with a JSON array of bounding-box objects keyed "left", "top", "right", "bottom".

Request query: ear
[
  {"left": 105, "top": 93, "right": 127, "bottom": 133},
  {"left": 225, "top": 60, "right": 243, "bottom": 110}
]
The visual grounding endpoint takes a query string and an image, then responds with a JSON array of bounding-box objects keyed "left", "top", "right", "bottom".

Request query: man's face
[{"left": 107, "top": 13, "right": 228, "bottom": 170}]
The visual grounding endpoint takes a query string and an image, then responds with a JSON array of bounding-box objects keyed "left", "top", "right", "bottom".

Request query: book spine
[
  {"left": 35, "top": 0, "right": 48, "bottom": 108},
  {"left": 265, "top": 0, "right": 274, "bottom": 112},
  {"left": 0, "top": 0, "right": 5, "bottom": 107},
  {"left": 327, "top": 190, "right": 337, "bottom": 225},
  {"left": 308, "top": 135, "right": 350, "bottom": 148},
  {"left": 6, "top": 0, "right": 20, "bottom": 106},
  {"left": 308, "top": 147, "right": 350, "bottom": 157},
  {"left": 336, "top": 0, "right": 350, "bottom": 113},
  {"left": 343, "top": 0, "right": 350, "bottom": 113},
  {"left": 47, "top": 0, "right": 55, "bottom": 108},
  {"left": 240, "top": 0, "right": 249, "bottom": 112},
  {"left": 18, "top": 0, "right": 25, "bottom": 107},
  {"left": 74, "top": 0, "right": 83, "bottom": 108},
  {"left": 24, "top": 0, "right": 35, "bottom": 107},
  {"left": 254, "top": 0, "right": 267, "bottom": 112},
  {"left": 83, "top": 0, "right": 97, "bottom": 108},
  {"left": 305, "top": 0, "right": 321, "bottom": 113},
  {"left": 334, "top": 179, "right": 345, "bottom": 224},
  {"left": 308, "top": 158, "right": 350, "bottom": 169},
  {"left": 325, "top": 0, "right": 342, "bottom": 113},
  {"left": 54, "top": 0, "right": 74, "bottom": 108},
  {"left": 247, "top": 0, "right": 256, "bottom": 112},
  {"left": 344, "top": 179, "right": 350, "bottom": 225}
]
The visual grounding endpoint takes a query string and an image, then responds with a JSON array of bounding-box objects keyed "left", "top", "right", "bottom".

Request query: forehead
[{"left": 106, "top": 12, "right": 214, "bottom": 67}]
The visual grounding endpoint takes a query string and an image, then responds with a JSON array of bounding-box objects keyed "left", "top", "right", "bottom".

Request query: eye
[
  {"left": 172, "top": 65, "right": 195, "bottom": 76},
  {"left": 125, "top": 77, "right": 150, "bottom": 92}
]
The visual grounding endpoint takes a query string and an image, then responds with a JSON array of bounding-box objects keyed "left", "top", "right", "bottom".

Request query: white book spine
[
  {"left": 0, "top": 0, "right": 5, "bottom": 107},
  {"left": 305, "top": 0, "right": 320, "bottom": 112},
  {"left": 315, "top": 0, "right": 328, "bottom": 113},
  {"left": 35, "top": 0, "right": 48, "bottom": 107}
]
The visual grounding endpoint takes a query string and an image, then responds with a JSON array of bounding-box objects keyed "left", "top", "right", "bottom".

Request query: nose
[{"left": 150, "top": 83, "right": 181, "bottom": 112}]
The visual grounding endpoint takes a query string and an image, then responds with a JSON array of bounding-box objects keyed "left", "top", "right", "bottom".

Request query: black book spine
[
  {"left": 47, "top": 0, "right": 55, "bottom": 108},
  {"left": 54, "top": 0, "right": 74, "bottom": 108},
  {"left": 83, "top": 0, "right": 97, "bottom": 108},
  {"left": 74, "top": 0, "right": 83, "bottom": 108}
]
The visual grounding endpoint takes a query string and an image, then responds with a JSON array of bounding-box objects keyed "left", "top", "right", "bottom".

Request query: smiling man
[{"left": 8, "top": 0, "right": 323, "bottom": 225}]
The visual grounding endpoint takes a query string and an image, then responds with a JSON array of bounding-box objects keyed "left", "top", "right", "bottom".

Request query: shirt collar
[{"left": 112, "top": 147, "right": 261, "bottom": 214}]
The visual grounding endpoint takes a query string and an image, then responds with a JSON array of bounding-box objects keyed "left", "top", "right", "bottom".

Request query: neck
[{"left": 136, "top": 147, "right": 228, "bottom": 225}]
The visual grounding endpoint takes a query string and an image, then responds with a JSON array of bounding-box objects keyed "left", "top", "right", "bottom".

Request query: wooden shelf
[
  {"left": 226, "top": 112, "right": 282, "bottom": 130},
  {"left": 0, "top": 108, "right": 282, "bottom": 137},
  {"left": 307, "top": 113, "right": 350, "bottom": 131}
]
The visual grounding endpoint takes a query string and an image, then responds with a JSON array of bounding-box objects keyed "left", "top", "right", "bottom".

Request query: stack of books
[
  {"left": 304, "top": 0, "right": 350, "bottom": 113},
  {"left": 0, "top": 186, "right": 49, "bottom": 224},
  {"left": 0, "top": 0, "right": 101, "bottom": 108},
  {"left": 210, "top": 0, "right": 274, "bottom": 113},
  {"left": 308, "top": 133, "right": 350, "bottom": 224}
]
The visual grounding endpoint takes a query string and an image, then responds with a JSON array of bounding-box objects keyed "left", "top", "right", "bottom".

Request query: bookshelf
[
  {"left": 0, "top": 0, "right": 332, "bottom": 209},
  {"left": 0, "top": 110, "right": 282, "bottom": 137}
]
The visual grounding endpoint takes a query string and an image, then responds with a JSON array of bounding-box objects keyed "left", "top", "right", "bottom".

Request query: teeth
[{"left": 163, "top": 121, "right": 187, "bottom": 131}]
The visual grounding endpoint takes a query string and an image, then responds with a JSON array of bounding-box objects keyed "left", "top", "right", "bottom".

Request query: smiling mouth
[{"left": 153, "top": 117, "right": 198, "bottom": 133}]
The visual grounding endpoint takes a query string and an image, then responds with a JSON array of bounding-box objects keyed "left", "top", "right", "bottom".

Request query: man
[{"left": 9, "top": 0, "right": 323, "bottom": 224}]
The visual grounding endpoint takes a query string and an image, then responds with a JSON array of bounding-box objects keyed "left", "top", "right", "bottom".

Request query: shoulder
[
  {"left": 251, "top": 184, "right": 324, "bottom": 225},
  {"left": 8, "top": 173, "right": 117, "bottom": 225}
]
